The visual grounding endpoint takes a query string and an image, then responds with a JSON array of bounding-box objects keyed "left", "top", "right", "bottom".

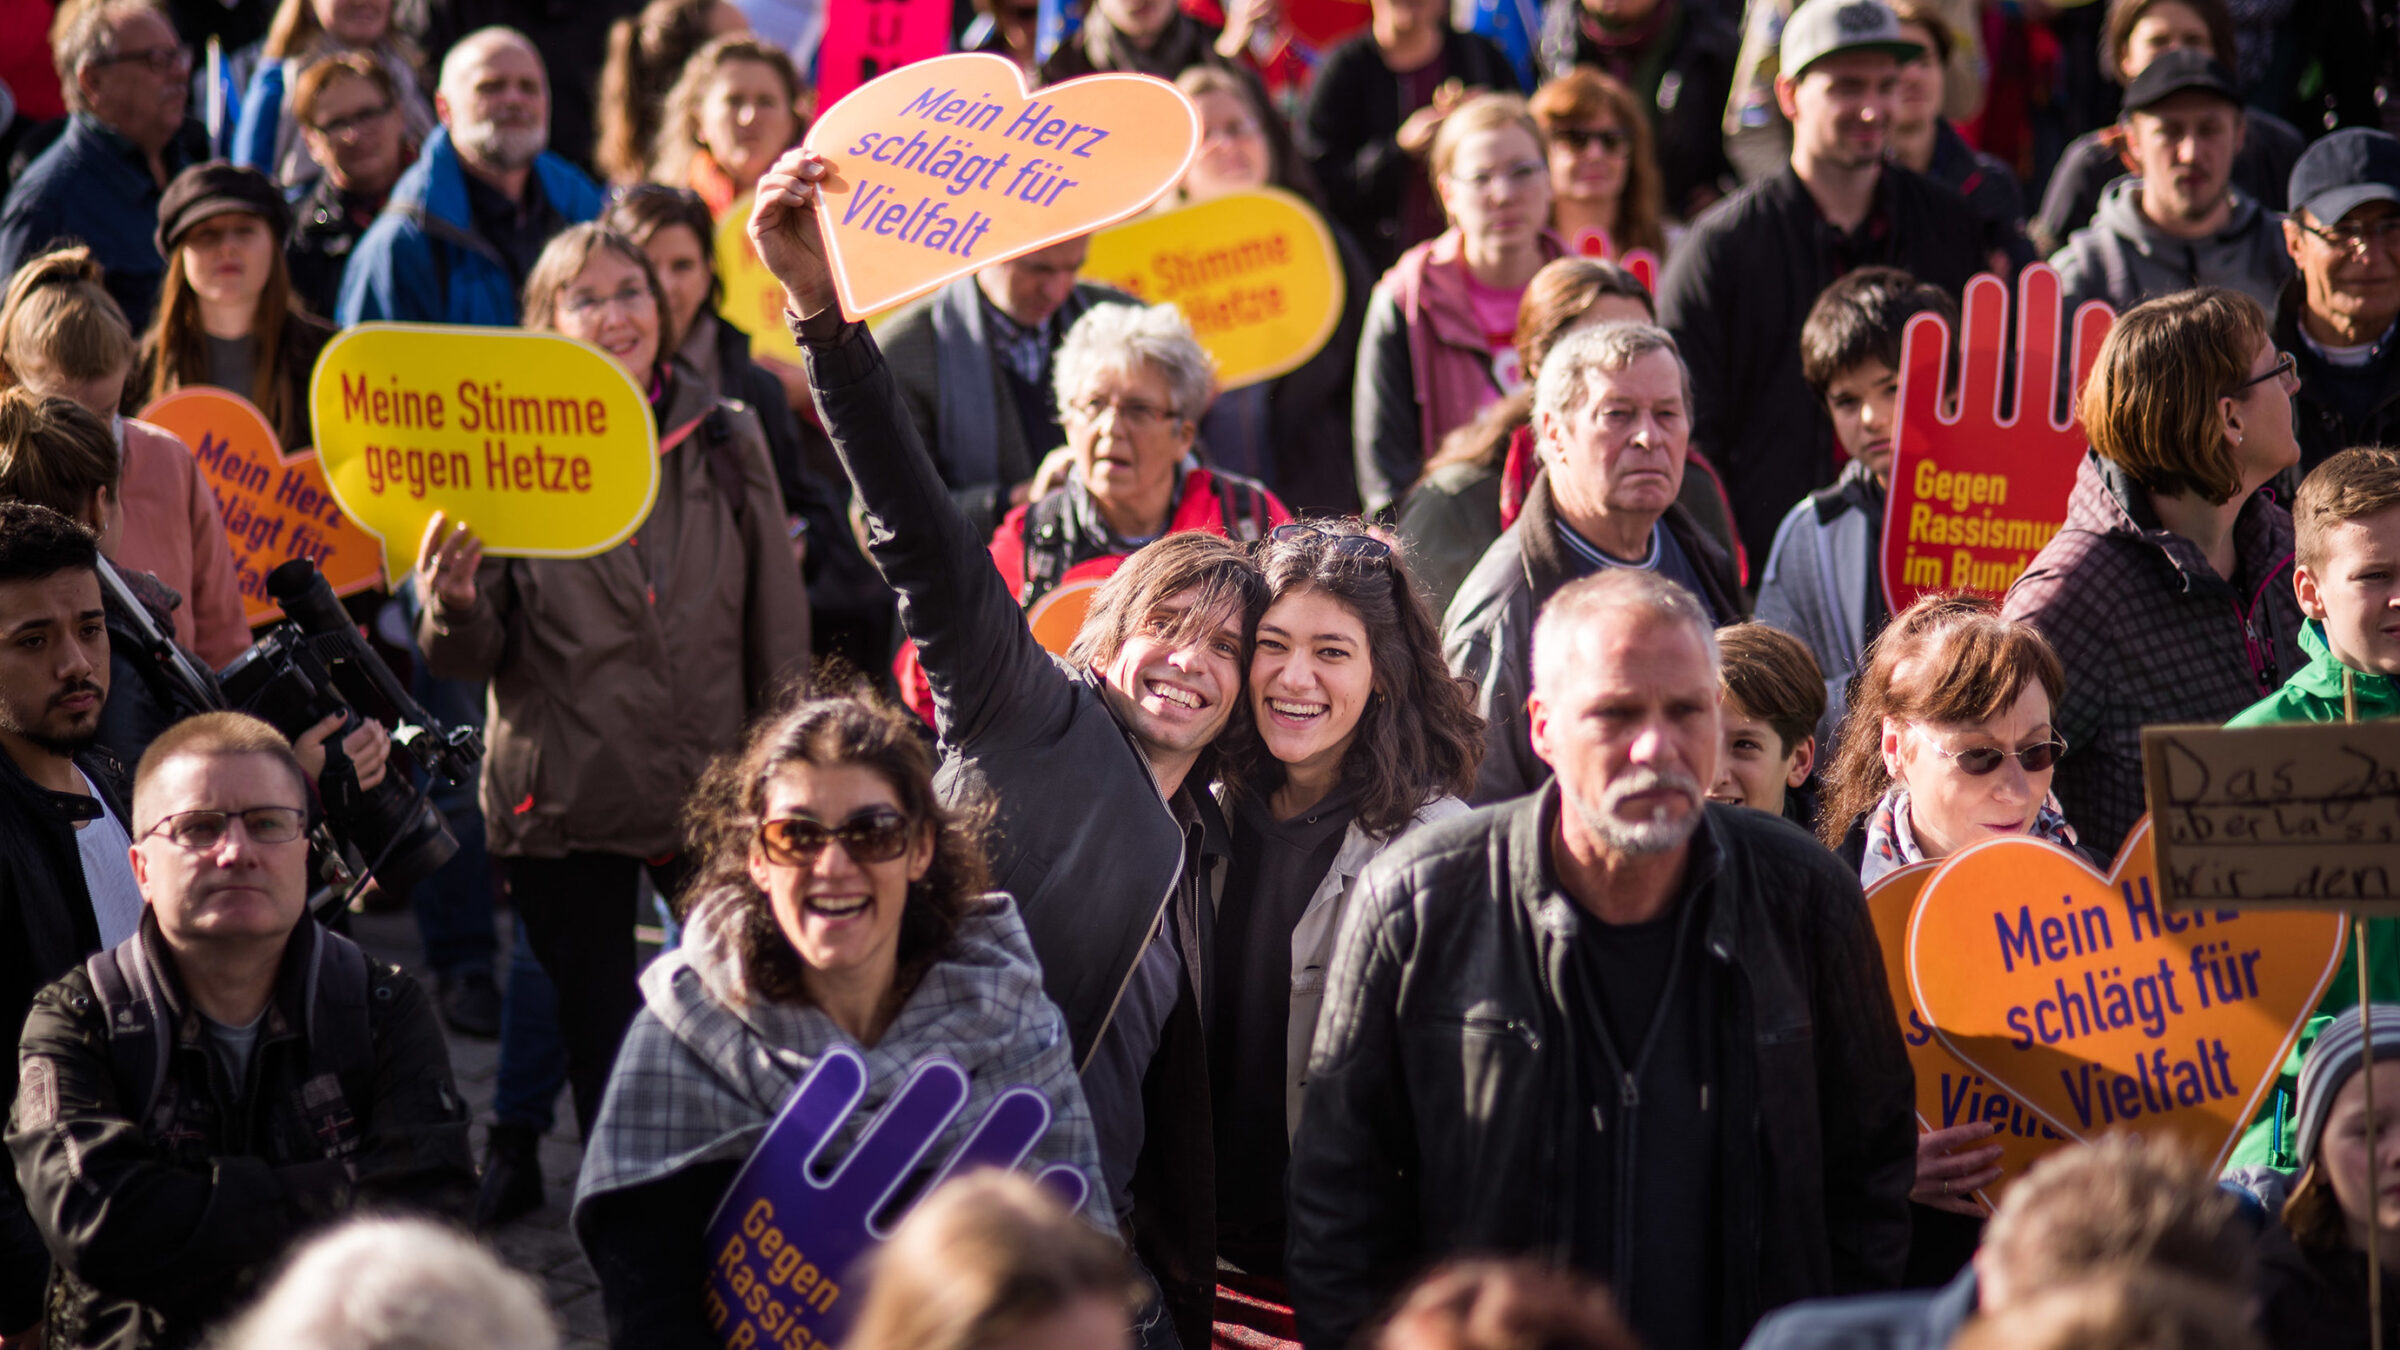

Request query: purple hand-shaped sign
[{"left": 701, "top": 1046, "right": 1090, "bottom": 1349}]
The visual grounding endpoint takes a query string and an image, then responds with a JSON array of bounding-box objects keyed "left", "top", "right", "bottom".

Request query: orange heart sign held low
[
  {"left": 1906, "top": 817, "right": 2347, "bottom": 1169},
  {"left": 1865, "top": 863, "right": 2067, "bottom": 1210},
  {"left": 138, "top": 388, "right": 386, "bottom": 624},
  {"left": 803, "top": 52, "right": 1200, "bottom": 317}
]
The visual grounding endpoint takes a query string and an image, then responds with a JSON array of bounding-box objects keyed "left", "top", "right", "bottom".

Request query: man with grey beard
[
  {"left": 1287, "top": 569, "right": 1916, "bottom": 1350},
  {"left": 336, "top": 25, "right": 605, "bottom": 325}
]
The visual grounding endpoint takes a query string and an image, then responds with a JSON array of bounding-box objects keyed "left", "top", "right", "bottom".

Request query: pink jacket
[
  {"left": 116, "top": 418, "right": 251, "bottom": 668},
  {"left": 1387, "top": 228, "right": 1565, "bottom": 468}
]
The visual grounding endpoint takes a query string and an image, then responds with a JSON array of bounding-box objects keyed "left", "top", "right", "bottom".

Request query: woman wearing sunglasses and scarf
[
  {"left": 1817, "top": 590, "right": 2075, "bottom": 1283},
  {"left": 573, "top": 693, "right": 1110, "bottom": 1348},
  {"left": 1203, "top": 520, "right": 1484, "bottom": 1346}
]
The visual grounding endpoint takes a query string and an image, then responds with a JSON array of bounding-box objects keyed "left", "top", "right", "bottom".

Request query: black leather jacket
[{"left": 1288, "top": 788, "right": 1916, "bottom": 1349}]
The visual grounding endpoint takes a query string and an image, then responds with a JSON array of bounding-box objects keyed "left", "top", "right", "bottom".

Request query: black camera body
[{"left": 217, "top": 559, "right": 483, "bottom": 898}]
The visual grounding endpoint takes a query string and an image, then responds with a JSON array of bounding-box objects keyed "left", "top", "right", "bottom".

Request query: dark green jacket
[{"left": 2224, "top": 620, "right": 2400, "bottom": 1169}]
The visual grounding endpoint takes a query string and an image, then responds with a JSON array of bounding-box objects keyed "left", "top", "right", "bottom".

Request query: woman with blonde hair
[
  {"left": 842, "top": 1170, "right": 1139, "bottom": 1350},
  {"left": 1353, "top": 92, "right": 1562, "bottom": 517},
  {"left": 650, "top": 35, "right": 808, "bottom": 216},
  {"left": 231, "top": 0, "right": 434, "bottom": 190},
  {"left": 0, "top": 245, "right": 250, "bottom": 666},
  {"left": 1528, "top": 67, "right": 1666, "bottom": 260}
]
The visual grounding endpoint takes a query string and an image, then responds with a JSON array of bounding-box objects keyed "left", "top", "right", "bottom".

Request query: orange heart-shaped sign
[
  {"left": 802, "top": 52, "right": 1199, "bottom": 318},
  {"left": 1907, "top": 817, "right": 2347, "bottom": 1169},
  {"left": 138, "top": 388, "right": 386, "bottom": 624},
  {"left": 1867, "top": 862, "right": 2070, "bottom": 1210}
]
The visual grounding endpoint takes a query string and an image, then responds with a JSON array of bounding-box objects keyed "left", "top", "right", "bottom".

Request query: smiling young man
[
  {"left": 8, "top": 711, "right": 474, "bottom": 1350},
  {"left": 1658, "top": 0, "right": 1981, "bottom": 567},
  {"left": 749, "top": 145, "right": 1269, "bottom": 1350},
  {"left": 2050, "top": 49, "right": 2293, "bottom": 318},
  {"left": 1290, "top": 569, "right": 1914, "bottom": 1350}
]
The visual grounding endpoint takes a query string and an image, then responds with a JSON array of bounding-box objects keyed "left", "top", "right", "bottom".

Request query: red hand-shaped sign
[{"left": 1880, "top": 264, "right": 2115, "bottom": 612}]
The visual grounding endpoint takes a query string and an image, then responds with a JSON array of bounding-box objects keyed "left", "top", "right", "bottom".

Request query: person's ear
[
  {"left": 906, "top": 821, "right": 936, "bottom": 883},
  {"left": 1880, "top": 716, "right": 1906, "bottom": 777},
  {"left": 2295, "top": 560, "right": 2328, "bottom": 621},
  {"left": 1773, "top": 72, "right": 1800, "bottom": 121},
  {"left": 1537, "top": 409, "right": 1565, "bottom": 468},
  {"left": 1785, "top": 734, "right": 1816, "bottom": 789},
  {"left": 2283, "top": 215, "right": 2307, "bottom": 265},
  {"left": 746, "top": 840, "right": 774, "bottom": 895},
  {"left": 433, "top": 90, "right": 452, "bottom": 127},
  {"left": 1527, "top": 688, "right": 1554, "bottom": 766},
  {"left": 128, "top": 840, "right": 149, "bottom": 889},
  {"left": 2219, "top": 389, "right": 2246, "bottom": 451}
]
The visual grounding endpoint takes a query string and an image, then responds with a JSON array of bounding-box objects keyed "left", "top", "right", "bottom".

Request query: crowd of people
[{"left": 0, "top": 0, "right": 2395, "bottom": 1346}]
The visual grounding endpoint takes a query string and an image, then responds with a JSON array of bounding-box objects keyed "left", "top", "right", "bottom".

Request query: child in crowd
[
  {"left": 2224, "top": 446, "right": 2400, "bottom": 1173},
  {"left": 1709, "top": 622, "right": 1824, "bottom": 829},
  {"left": 1754, "top": 267, "right": 1958, "bottom": 747}
]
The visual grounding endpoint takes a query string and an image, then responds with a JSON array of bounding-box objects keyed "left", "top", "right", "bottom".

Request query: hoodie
[{"left": 2049, "top": 177, "right": 2294, "bottom": 319}]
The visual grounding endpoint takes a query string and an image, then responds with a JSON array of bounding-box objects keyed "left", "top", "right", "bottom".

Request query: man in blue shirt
[{"left": 0, "top": 1, "right": 207, "bottom": 333}]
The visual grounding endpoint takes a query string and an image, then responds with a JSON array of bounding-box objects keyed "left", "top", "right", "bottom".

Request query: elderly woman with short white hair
[{"left": 893, "top": 300, "right": 1291, "bottom": 720}]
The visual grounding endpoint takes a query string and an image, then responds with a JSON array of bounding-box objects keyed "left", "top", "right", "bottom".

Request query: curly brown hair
[
  {"left": 1217, "top": 521, "right": 1483, "bottom": 836},
  {"left": 681, "top": 691, "right": 993, "bottom": 1008},
  {"left": 1817, "top": 592, "right": 2067, "bottom": 848}
]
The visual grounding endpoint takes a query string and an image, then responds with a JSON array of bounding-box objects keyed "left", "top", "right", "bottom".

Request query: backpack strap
[
  {"left": 85, "top": 936, "right": 171, "bottom": 1133},
  {"left": 1019, "top": 491, "right": 1077, "bottom": 609},
  {"left": 295, "top": 926, "right": 375, "bottom": 1162}
]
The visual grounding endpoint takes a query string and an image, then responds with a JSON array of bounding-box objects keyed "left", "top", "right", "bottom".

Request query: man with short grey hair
[
  {"left": 1289, "top": 568, "right": 1915, "bottom": 1350},
  {"left": 1446, "top": 322, "right": 1746, "bottom": 804},
  {"left": 0, "top": 0, "right": 205, "bottom": 331},
  {"left": 337, "top": 26, "right": 605, "bottom": 325}
]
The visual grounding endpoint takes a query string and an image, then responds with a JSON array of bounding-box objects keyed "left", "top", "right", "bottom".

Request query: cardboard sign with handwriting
[
  {"left": 1882, "top": 265, "right": 2114, "bottom": 609},
  {"left": 1080, "top": 188, "right": 1342, "bottom": 390},
  {"left": 1907, "top": 818, "right": 2347, "bottom": 1170},
  {"left": 803, "top": 52, "right": 1199, "bottom": 317},
  {"left": 308, "top": 325, "right": 659, "bottom": 584},
  {"left": 1867, "top": 862, "right": 2066, "bottom": 1209},
  {"left": 2144, "top": 720, "right": 2400, "bottom": 912},
  {"left": 138, "top": 388, "right": 386, "bottom": 623}
]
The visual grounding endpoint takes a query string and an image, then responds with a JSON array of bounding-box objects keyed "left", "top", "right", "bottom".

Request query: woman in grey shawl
[{"left": 571, "top": 693, "right": 1109, "bottom": 1348}]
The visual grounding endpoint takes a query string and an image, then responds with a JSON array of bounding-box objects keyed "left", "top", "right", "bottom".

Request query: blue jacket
[
  {"left": 0, "top": 114, "right": 204, "bottom": 334},
  {"left": 334, "top": 126, "right": 603, "bottom": 327},
  {"left": 1740, "top": 1265, "right": 1977, "bottom": 1350}
]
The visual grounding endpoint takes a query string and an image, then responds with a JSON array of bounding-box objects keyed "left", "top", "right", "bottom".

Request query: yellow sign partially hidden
[
  {"left": 308, "top": 325, "right": 660, "bottom": 583},
  {"left": 1080, "top": 188, "right": 1344, "bottom": 391},
  {"left": 716, "top": 196, "right": 794, "bottom": 362}
]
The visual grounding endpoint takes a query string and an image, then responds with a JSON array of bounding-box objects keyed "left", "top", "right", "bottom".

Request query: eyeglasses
[
  {"left": 2293, "top": 215, "right": 2400, "bottom": 254},
  {"left": 1551, "top": 126, "right": 1631, "bottom": 157},
  {"left": 758, "top": 807, "right": 915, "bottom": 867},
  {"left": 1066, "top": 396, "right": 1178, "bottom": 430},
  {"left": 92, "top": 43, "right": 188, "bottom": 75},
  {"left": 1203, "top": 117, "right": 1264, "bottom": 145},
  {"left": 309, "top": 102, "right": 393, "bottom": 138},
  {"left": 2224, "top": 350, "right": 2297, "bottom": 397},
  {"left": 558, "top": 284, "right": 656, "bottom": 321},
  {"left": 141, "top": 806, "right": 307, "bottom": 851},
  {"left": 1269, "top": 522, "right": 1394, "bottom": 562},
  {"left": 1912, "top": 726, "right": 2068, "bottom": 776},
  {"left": 1444, "top": 162, "right": 1546, "bottom": 196}
]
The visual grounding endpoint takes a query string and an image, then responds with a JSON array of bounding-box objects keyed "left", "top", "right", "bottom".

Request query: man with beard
[
  {"left": 1288, "top": 569, "right": 1916, "bottom": 1350},
  {"left": 336, "top": 26, "right": 605, "bottom": 325},
  {"left": 0, "top": 503, "right": 136, "bottom": 1348},
  {"left": 2051, "top": 50, "right": 2293, "bottom": 318}
]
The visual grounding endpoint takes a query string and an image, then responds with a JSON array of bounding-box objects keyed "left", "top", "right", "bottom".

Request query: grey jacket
[
  {"left": 2049, "top": 177, "right": 2294, "bottom": 319},
  {"left": 1754, "top": 461, "right": 1885, "bottom": 748},
  {"left": 1444, "top": 473, "right": 1746, "bottom": 804}
]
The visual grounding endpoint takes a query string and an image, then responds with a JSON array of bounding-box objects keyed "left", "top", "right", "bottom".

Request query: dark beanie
[{"left": 155, "top": 161, "right": 294, "bottom": 258}]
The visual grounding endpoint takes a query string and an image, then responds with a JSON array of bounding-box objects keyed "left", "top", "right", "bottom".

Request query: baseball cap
[
  {"left": 1780, "top": 0, "right": 1925, "bottom": 80},
  {"left": 2118, "top": 49, "right": 2242, "bottom": 115},
  {"left": 155, "top": 161, "right": 294, "bottom": 258},
  {"left": 2288, "top": 127, "right": 2400, "bottom": 226}
]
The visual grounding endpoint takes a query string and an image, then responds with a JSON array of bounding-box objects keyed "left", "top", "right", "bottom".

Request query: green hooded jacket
[{"left": 2224, "top": 620, "right": 2400, "bottom": 1169}]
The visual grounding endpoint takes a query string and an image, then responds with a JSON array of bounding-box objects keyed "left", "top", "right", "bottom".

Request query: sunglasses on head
[
  {"left": 1270, "top": 522, "right": 1393, "bottom": 562},
  {"left": 1914, "top": 726, "right": 2067, "bottom": 776},
  {"left": 757, "top": 807, "right": 915, "bottom": 866}
]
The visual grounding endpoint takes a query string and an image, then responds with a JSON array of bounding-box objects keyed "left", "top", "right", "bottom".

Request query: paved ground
[{"left": 350, "top": 907, "right": 631, "bottom": 1350}]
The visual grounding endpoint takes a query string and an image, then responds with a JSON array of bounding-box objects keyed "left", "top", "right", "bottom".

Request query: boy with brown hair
[
  {"left": 2223, "top": 445, "right": 2400, "bottom": 1171},
  {"left": 1709, "top": 622, "right": 1826, "bottom": 828}
]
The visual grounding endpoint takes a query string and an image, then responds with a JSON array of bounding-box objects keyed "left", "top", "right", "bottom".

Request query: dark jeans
[
  {"left": 504, "top": 851, "right": 691, "bottom": 1139},
  {"left": 492, "top": 917, "right": 566, "bottom": 1133}
]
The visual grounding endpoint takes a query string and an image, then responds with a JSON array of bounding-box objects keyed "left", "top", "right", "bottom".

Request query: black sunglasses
[
  {"left": 1915, "top": 727, "right": 2068, "bottom": 776},
  {"left": 758, "top": 807, "right": 915, "bottom": 866},
  {"left": 1551, "top": 126, "right": 1631, "bottom": 156},
  {"left": 1270, "top": 522, "right": 1393, "bottom": 561}
]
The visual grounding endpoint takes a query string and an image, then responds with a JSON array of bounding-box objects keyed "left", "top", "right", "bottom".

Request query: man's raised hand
[{"left": 749, "top": 148, "right": 840, "bottom": 323}]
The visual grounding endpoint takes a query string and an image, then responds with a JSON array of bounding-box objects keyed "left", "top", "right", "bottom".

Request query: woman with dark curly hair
[
  {"left": 571, "top": 693, "right": 1110, "bottom": 1349},
  {"left": 1206, "top": 520, "right": 1482, "bottom": 1339}
]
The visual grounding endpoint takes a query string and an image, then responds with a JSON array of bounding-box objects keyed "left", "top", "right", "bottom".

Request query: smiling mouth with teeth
[
  {"left": 806, "top": 896, "right": 873, "bottom": 919},
  {"left": 1268, "top": 698, "right": 1326, "bottom": 718},
  {"left": 1149, "top": 681, "right": 1202, "bottom": 709}
]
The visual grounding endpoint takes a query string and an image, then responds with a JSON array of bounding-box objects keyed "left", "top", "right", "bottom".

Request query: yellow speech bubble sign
[
  {"left": 1079, "top": 188, "right": 1344, "bottom": 391},
  {"left": 717, "top": 196, "right": 799, "bottom": 363},
  {"left": 308, "top": 325, "right": 660, "bottom": 583}
]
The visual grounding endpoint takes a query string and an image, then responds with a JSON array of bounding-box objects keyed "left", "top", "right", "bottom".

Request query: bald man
[{"left": 335, "top": 25, "right": 606, "bottom": 325}]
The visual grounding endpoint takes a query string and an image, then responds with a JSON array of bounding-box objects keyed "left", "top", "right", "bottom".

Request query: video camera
[{"left": 104, "top": 556, "right": 483, "bottom": 910}]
